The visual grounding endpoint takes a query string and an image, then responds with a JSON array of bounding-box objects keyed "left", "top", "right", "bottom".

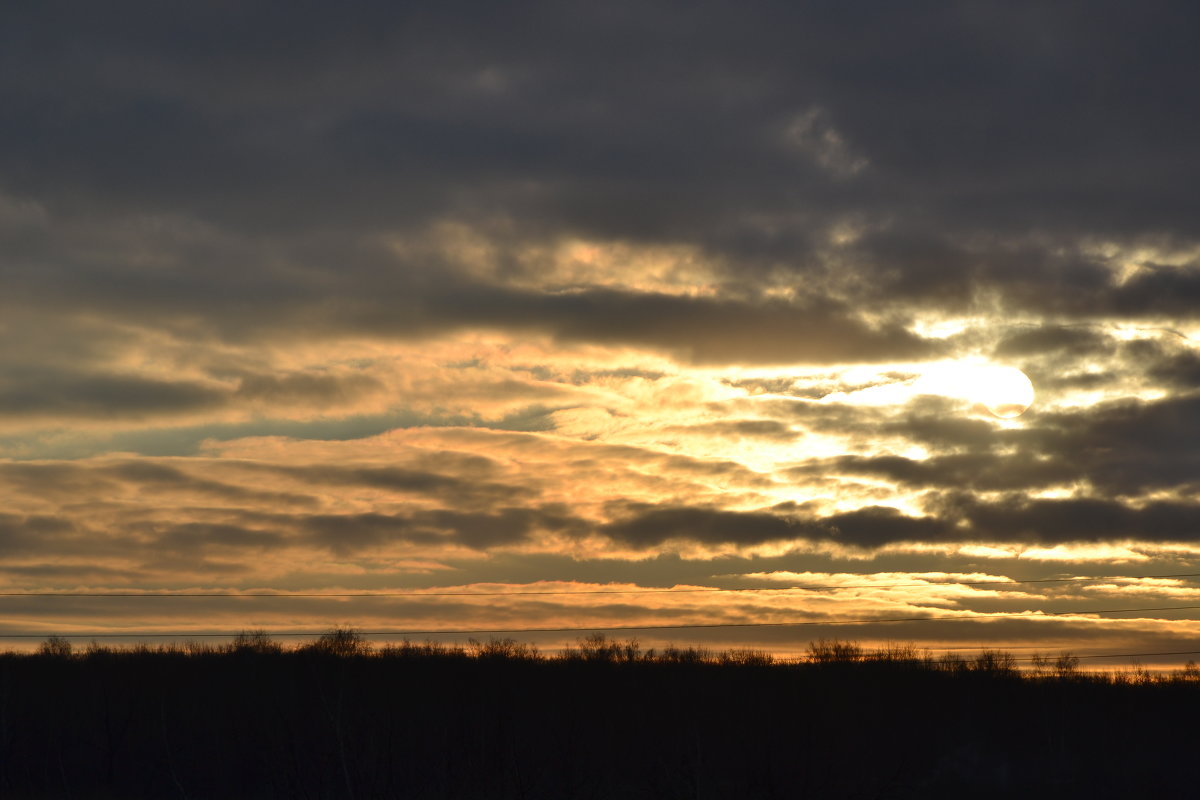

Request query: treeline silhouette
[{"left": 2, "top": 629, "right": 1198, "bottom": 798}]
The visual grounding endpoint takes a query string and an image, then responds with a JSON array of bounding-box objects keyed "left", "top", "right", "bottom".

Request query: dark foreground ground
[{"left": 1, "top": 633, "right": 1197, "bottom": 798}]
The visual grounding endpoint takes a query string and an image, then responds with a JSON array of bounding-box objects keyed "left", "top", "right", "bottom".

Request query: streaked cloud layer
[{"left": 3, "top": 1, "right": 1200, "bottom": 664}]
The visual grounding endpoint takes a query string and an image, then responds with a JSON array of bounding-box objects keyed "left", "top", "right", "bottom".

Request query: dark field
[{"left": 2, "top": 632, "right": 1197, "bottom": 798}]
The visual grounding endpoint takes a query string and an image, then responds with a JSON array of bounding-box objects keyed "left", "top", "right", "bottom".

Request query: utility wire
[
  {"left": 1021, "top": 649, "right": 1200, "bottom": 662},
  {"left": 3, "top": 602, "right": 1200, "bottom": 638},
  {"left": 0, "top": 571, "right": 1197, "bottom": 598}
]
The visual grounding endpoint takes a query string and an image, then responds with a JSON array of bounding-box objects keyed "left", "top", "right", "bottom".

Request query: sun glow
[
  {"left": 971, "top": 365, "right": 1035, "bottom": 418},
  {"left": 919, "top": 362, "right": 1035, "bottom": 418}
]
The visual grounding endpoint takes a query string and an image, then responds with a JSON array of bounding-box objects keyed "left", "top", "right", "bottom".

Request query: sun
[
  {"left": 968, "top": 365, "right": 1035, "bottom": 418},
  {"left": 915, "top": 361, "right": 1037, "bottom": 417}
]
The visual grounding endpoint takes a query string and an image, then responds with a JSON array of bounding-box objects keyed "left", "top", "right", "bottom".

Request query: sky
[{"left": 3, "top": 1, "right": 1200, "bottom": 666}]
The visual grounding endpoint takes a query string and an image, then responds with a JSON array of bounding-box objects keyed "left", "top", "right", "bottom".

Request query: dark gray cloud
[
  {"left": 0, "top": 368, "right": 224, "bottom": 419},
  {"left": 993, "top": 325, "right": 1113, "bottom": 359},
  {"left": 302, "top": 506, "right": 585, "bottom": 555},
  {"left": 1130, "top": 338, "right": 1200, "bottom": 390},
  {"left": 600, "top": 502, "right": 953, "bottom": 549},
  {"left": 820, "top": 506, "right": 955, "bottom": 548},
  {"left": 0, "top": 0, "right": 1196, "bottom": 352},
  {"left": 0, "top": 460, "right": 317, "bottom": 508},
  {"left": 1, "top": 224, "right": 942, "bottom": 362},
  {"left": 0, "top": 513, "right": 76, "bottom": 556},
  {"left": 6, "top": 1, "right": 1195, "bottom": 237},
  {"left": 231, "top": 463, "right": 538, "bottom": 512},
  {"left": 0, "top": 359, "right": 388, "bottom": 425},
  {"left": 882, "top": 401, "right": 1007, "bottom": 451},
  {"left": 602, "top": 506, "right": 805, "bottom": 547},
  {"left": 596, "top": 489, "right": 1200, "bottom": 550},
  {"left": 512, "top": 291, "right": 936, "bottom": 364},
  {"left": 793, "top": 390, "right": 1200, "bottom": 500},
  {"left": 1027, "top": 395, "right": 1200, "bottom": 495},
  {"left": 934, "top": 492, "right": 1200, "bottom": 545},
  {"left": 808, "top": 452, "right": 1078, "bottom": 494},
  {"left": 319, "top": 282, "right": 937, "bottom": 364},
  {"left": 155, "top": 522, "right": 286, "bottom": 554},
  {"left": 232, "top": 371, "right": 384, "bottom": 406}
]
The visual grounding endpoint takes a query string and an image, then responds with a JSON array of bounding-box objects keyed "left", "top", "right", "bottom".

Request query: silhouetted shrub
[
  {"left": 303, "top": 626, "right": 370, "bottom": 656},
  {"left": 865, "top": 641, "right": 928, "bottom": 666},
  {"left": 807, "top": 638, "right": 864, "bottom": 663},
  {"left": 716, "top": 648, "right": 774, "bottom": 666},
  {"left": 468, "top": 637, "right": 539, "bottom": 660},
  {"left": 230, "top": 629, "right": 283, "bottom": 655},
  {"left": 970, "top": 649, "right": 1019, "bottom": 675},
  {"left": 658, "top": 644, "right": 710, "bottom": 664},
  {"left": 37, "top": 635, "right": 72, "bottom": 657},
  {"left": 1054, "top": 652, "right": 1080, "bottom": 678},
  {"left": 183, "top": 639, "right": 215, "bottom": 655},
  {"left": 380, "top": 639, "right": 465, "bottom": 660},
  {"left": 1112, "top": 663, "right": 1155, "bottom": 685},
  {"left": 563, "top": 633, "right": 644, "bottom": 663}
]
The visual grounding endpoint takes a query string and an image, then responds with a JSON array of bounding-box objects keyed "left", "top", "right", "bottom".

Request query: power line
[
  {"left": 0, "top": 571, "right": 1197, "bottom": 598},
  {"left": 781, "top": 649, "right": 1200, "bottom": 664},
  {"left": 1027, "top": 649, "right": 1200, "bottom": 662},
  {"left": 3, "top": 601, "right": 1200, "bottom": 638}
]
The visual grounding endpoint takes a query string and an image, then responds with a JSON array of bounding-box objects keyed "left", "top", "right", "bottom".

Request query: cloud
[
  {"left": 1, "top": 1, "right": 1196, "bottom": 345},
  {"left": 274, "top": 464, "right": 536, "bottom": 508},
  {"left": 993, "top": 325, "right": 1113, "bottom": 358},
  {"left": 602, "top": 506, "right": 805, "bottom": 547},
  {"left": 155, "top": 522, "right": 286, "bottom": 554},
  {"left": 821, "top": 506, "right": 954, "bottom": 548},
  {"left": 233, "top": 371, "right": 385, "bottom": 407},
  {"left": 599, "top": 502, "right": 956, "bottom": 550},
  {"left": 0, "top": 513, "right": 76, "bottom": 557},
  {"left": 940, "top": 493, "right": 1200, "bottom": 545},
  {"left": 0, "top": 369, "right": 225, "bottom": 420},
  {"left": 2, "top": 1, "right": 1200, "bottom": 667},
  {"left": 818, "top": 452, "right": 1078, "bottom": 493},
  {"left": 1027, "top": 395, "right": 1200, "bottom": 495},
  {"left": 301, "top": 506, "right": 585, "bottom": 555}
]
